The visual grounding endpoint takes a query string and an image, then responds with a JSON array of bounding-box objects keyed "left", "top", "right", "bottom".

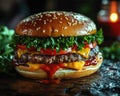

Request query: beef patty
[{"left": 13, "top": 46, "right": 99, "bottom": 66}]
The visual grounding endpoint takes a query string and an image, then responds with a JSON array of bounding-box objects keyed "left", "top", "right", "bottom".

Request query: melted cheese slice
[
  {"left": 27, "top": 62, "right": 41, "bottom": 71},
  {"left": 26, "top": 61, "right": 85, "bottom": 71},
  {"left": 17, "top": 49, "right": 40, "bottom": 58},
  {"left": 17, "top": 49, "right": 27, "bottom": 58},
  {"left": 64, "top": 61, "right": 85, "bottom": 70},
  {"left": 72, "top": 48, "right": 90, "bottom": 58}
]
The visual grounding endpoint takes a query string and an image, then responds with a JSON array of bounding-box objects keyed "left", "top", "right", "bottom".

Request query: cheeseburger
[{"left": 13, "top": 11, "right": 103, "bottom": 79}]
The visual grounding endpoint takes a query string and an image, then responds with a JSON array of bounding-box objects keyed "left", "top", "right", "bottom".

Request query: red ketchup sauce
[
  {"left": 39, "top": 64, "right": 64, "bottom": 84},
  {"left": 85, "top": 58, "right": 97, "bottom": 66}
]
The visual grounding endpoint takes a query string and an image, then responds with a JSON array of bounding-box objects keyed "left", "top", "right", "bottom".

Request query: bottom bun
[{"left": 15, "top": 52, "right": 103, "bottom": 79}]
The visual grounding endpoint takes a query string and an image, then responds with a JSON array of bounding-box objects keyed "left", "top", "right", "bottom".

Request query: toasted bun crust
[
  {"left": 15, "top": 52, "right": 103, "bottom": 79},
  {"left": 15, "top": 11, "right": 96, "bottom": 37}
]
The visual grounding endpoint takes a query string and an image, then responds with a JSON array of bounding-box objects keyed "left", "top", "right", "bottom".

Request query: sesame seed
[
  {"left": 72, "top": 21, "right": 77, "bottom": 26},
  {"left": 44, "top": 20, "right": 46, "bottom": 24},
  {"left": 36, "top": 27, "right": 41, "bottom": 31},
  {"left": 61, "top": 34, "right": 64, "bottom": 36},
  {"left": 67, "top": 22, "right": 71, "bottom": 26},
  {"left": 33, "top": 22, "right": 37, "bottom": 26},
  {"left": 72, "top": 19, "right": 74, "bottom": 22},
  {"left": 57, "top": 13, "right": 61, "bottom": 16},
  {"left": 22, "top": 29, "right": 27, "bottom": 34},
  {"left": 60, "top": 18, "right": 62, "bottom": 20},
  {"left": 64, "top": 27, "right": 67, "bottom": 30},
  {"left": 54, "top": 29, "right": 58, "bottom": 32},
  {"left": 53, "top": 14, "right": 57, "bottom": 18},
  {"left": 75, "top": 20, "right": 78, "bottom": 24},
  {"left": 49, "top": 19, "right": 52, "bottom": 22},
  {"left": 59, "top": 21, "right": 62, "bottom": 24},
  {"left": 78, "top": 21, "right": 82, "bottom": 24},
  {"left": 53, "top": 17, "right": 57, "bottom": 19},
  {"left": 46, "top": 13, "right": 51, "bottom": 17},
  {"left": 65, "top": 17, "right": 69, "bottom": 20},
  {"left": 40, "top": 15, "right": 43, "bottom": 18},
  {"left": 43, "top": 30, "right": 46, "bottom": 33}
]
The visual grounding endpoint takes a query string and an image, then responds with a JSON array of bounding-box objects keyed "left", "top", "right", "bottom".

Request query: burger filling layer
[
  {"left": 13, "top": 43, "right": 103, "bottom": 79},
  {"left": 13, "top": 46, "right": 99, "bottom": 69}
]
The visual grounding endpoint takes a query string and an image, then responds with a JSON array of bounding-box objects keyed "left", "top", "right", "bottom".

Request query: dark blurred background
[{"left": 0, "top": 0, "right": 101, "bottom": 29}]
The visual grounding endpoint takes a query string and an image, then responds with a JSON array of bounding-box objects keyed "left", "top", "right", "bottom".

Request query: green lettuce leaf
[
  {"left": 0, "top": 26, "right": 14, "bottom": 73},
  {"left": 12, "top": 29, "right": 104, "bottom": 51}
]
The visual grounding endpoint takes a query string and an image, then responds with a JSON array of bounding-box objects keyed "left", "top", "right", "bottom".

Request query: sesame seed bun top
[{"left": 15, "top": 11, "right": 96, "bottom": 37}]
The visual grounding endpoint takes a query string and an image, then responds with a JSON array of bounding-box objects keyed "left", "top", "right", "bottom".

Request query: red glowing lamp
[
  {"left": 110, "top": 12, "right": 118, "bottom": 22},
  {"left": 97, "top": 0, "right": 120, "bottom": 41}
]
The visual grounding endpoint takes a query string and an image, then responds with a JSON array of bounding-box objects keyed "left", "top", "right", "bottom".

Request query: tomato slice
[
  {"left": 84, "top": 42, "right": 97, "bottom": 49},
  {"left": 84, "top": 42, "right": 90, "bottom": 48},
  {"left": 72, "top": 43, "right": 90, "bottom": 50},
  {"left": 17, "top": 45, "right": 26, "bottom": 50},
  {"left": 72, "top": 45, "right": 78, "bottom": 50},
  {"left": 17, "top": 45, "right": 36, "bottom": 51},
  {"left": 27, "top": 46, "right": 36, "bottom": 51},
  {"left": 40, "top": 48, "right": 71, "bottom": 55}
]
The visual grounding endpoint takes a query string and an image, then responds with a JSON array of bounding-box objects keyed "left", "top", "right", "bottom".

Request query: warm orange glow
[{"left": 110, "top": 13, "right": 118, "bottom": 22}]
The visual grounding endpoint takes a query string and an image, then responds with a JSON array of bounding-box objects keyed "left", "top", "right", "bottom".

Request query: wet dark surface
[{"left": 0, "top": 60, "right": 120, "bottom": 96}]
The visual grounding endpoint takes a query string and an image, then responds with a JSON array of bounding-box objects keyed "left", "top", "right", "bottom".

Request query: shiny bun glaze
[{"left": 15, "top": 11, "right": 96, "bottom": 37}]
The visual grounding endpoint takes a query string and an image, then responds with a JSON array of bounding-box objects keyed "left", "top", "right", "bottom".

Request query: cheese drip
[{"left": 26, "top": 61, "right": 85, "bottom": 71}]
